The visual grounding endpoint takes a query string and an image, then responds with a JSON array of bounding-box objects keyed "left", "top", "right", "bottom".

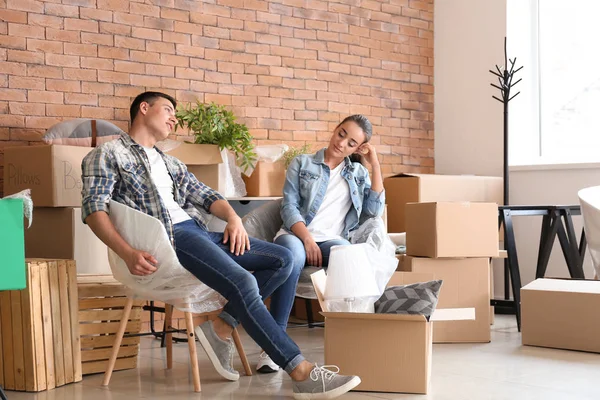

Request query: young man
[{"left": 81, "top": 91, "right": 361, "bottom": 399}]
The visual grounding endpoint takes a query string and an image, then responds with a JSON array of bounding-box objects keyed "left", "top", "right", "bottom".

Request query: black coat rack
[{"left": 490, "top": 37, "right": 523, "bottom": 205}]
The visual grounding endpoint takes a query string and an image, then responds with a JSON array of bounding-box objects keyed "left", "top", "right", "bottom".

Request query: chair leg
[
  {"left": 103, "top": 297, "right": 134, "bottom": 386},
  {"left": 0, "top": 385, "right": 8, "bottom": 400},
  {"left": 232, "top": 328, "right": 252, "bottom": 376},
  {"left": 165, "top": 304, "right": 173, "bottom": 369},
  {"left": 184, "top": 312, "right": 201, "bottom": 392},
  {"left": 305, "top": 298, "right": 315, "bottom": 328}
]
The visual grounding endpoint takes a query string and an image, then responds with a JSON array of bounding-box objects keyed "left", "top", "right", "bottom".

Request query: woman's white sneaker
[{"left": 256, "top": 351, "right": 280, "bottom": 374}]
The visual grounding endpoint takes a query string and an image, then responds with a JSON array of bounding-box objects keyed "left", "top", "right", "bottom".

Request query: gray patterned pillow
[{"left": 375, "top": 280, "right": 443, "bottom": 319}]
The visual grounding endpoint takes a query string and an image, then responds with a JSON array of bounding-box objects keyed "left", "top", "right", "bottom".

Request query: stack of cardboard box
[
  {"left": 384, "top": 173, "right": 503, "bottom": 344},
  {"left": 3, "top": 144, "right": 111, "bottom": 275},
  {"left": 402, "top": 202, "right": 499, "bottom": 343}
]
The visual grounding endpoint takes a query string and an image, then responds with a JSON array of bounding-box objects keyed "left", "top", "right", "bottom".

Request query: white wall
[
  {"left": 434, "top": 0, "right": 596, "bottom": 298},
  {"left": 510, "top": 166, "right": 597, "bottom": 285},
  {"left": 434, "top": 0, "right": 507, "bottom": 177}
]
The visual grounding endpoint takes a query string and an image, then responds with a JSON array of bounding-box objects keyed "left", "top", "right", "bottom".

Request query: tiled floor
[{"left": 5, "top": 315, "right": 600, "bottom": 399}]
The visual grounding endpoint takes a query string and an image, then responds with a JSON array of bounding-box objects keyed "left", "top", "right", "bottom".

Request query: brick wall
[{"left": 0, "top": 0, "right": 434, "bottom": 196}]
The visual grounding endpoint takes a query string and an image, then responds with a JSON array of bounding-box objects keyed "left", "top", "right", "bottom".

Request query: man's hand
[
  {"left": 223, "top": 216, "right": 250, "bottom": 256},
  {"left": 303, "top": 237, "right": 323, "bottom": 267},
  {"left": 125, "top": 249, "right": 158, "bottom": 276}
]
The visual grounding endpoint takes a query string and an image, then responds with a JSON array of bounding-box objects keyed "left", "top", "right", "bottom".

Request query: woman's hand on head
[{"left": 356, "top": 143, "right": 379, "bottom": 167}]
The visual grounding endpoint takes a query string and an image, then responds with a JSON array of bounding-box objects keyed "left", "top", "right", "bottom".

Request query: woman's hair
[{"left": 335, "top": 114, "right": 372, "bottom": 143}]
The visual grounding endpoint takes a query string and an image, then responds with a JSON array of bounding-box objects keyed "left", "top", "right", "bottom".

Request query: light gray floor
[{"left": 6, "top": 314, "right": 600, "bottom": 399}]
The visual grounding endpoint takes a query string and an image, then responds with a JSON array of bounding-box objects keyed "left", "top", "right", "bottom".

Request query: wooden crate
[
  {"left": 0, "top": 259, "right": 82, "bottom": 392},
  {"left": 78, "top": 280, "right": 144, "bottom": 375}
]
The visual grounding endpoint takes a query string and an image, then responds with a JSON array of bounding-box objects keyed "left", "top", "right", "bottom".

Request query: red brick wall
[{"left": 0, "top": 0, "right": 434, "bottom": 196}]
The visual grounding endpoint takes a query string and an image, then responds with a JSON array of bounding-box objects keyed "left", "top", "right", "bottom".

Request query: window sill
[{"left": 510, "top": 161, "right": 600, "bottom": 172}]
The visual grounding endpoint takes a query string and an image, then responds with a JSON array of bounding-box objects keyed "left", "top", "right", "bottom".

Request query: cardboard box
[
  {"left": 313, "top": 271, "right": 474, "bottom": 394},
  {"left": 395, "top": 254, "right": 405, "bottom": 271},
  {"left": 242, "top": 161, "right": 286, "bottom": 197},
  {"left": 522, "top": 278, "right": 600, "bottom": 353},
  {"left": 3, "top": 145, "right": 93, "bottom": 207},
  {"left": 405, "top": 257, "right": 491, "bottom": 343},
  {"left": 166, "top": 143, "right": 227, "bottom": 193},
  {"left": 406, "top": 202, "right": 499, "bottom": 258},
  {"left": 490, "top": 261, "right": 494, "bottom": 325},
  {"left": 0, "top": 198, "right": 26, "bottom": 290},
  {"left": 383, "top": 173, "right": 502, "bottom": 233},
  {"left": 25, "top": 207, "right": 111, "bottom": 275}
]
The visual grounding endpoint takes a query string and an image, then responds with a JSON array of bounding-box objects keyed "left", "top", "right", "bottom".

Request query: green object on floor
[{"left": 0, "top": 198, "right": 26, "bottom": 291}]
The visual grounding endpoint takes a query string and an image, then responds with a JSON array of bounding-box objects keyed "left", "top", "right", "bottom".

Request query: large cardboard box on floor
[
  {"left": 522, "top": 278, "right": 600, "bottom": 353},
  {"left": 24, "top": 207, "right": 111, "bottom": 275},
  {"left": 313, "top": 271, "right": 475, "bottom": 394},
  {"left": 166, "top": 143, "right": 227, "bottom": 193},
  {"left": 404, "top": 257, "right": 491, "bottom": 343},
  {"left": 3, "top": 145, "right": 93, "bottom": 207},
  {"left": 406, "top": 202, "right": 499, "bottom": 258},
  {"left": 242, "top": 160, "right": 286, "bottom": 197},
  {"left": 383, "top": 174, "right": 502, "bottom": 233}
]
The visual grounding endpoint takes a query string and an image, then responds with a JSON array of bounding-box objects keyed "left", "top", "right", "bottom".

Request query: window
[{"left": 508, "top": 0, "right": 600, "bottom": 165}]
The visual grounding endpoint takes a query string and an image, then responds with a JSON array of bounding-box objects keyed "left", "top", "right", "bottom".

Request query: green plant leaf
[
  {"left": 175, "top": 100, "right": 256, "bottom": 171},
  {"left": 282, "top": 144, "right": 312, "bottom": 168}
]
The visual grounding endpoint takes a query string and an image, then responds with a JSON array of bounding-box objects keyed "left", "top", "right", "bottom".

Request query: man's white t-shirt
[
  {"left": 142, "top": 147, "right": 191, "bottom": 224},
  {"left": 275, "top": 162, "right": 352, "bottom": 242}
]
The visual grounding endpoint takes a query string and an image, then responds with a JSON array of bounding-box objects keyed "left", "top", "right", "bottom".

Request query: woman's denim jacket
[{"left": 280, "top": 148, "right": 386, "bottom": 240}]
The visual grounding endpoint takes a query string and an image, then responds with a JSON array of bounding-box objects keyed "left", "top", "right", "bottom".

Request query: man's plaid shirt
[{"left": 81, "top": 133, "right": 224, "bottom": 242}]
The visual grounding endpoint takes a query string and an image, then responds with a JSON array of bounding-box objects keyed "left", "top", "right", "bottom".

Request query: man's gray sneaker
[
  {"left": 194, "top": 321, "right": 240, "bottom": 381},
  {"left": 292, "top": 364, "right": 361, "bottom": 399}
]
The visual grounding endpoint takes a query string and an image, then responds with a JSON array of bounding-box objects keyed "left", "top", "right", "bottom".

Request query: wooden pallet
[
  {"left": 0, "top": 259, "right": 82, "bottom": 392},
  {"left": 78, "top": 281, "right": 144, "bottom": 376}
]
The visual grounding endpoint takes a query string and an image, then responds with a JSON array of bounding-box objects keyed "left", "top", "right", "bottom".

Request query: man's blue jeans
[
  {"left": 272, "top": 234, "right": 351, "bottom": 329},
  {"left": 173, "top": 220, "right": 305, "bottom": 374}
]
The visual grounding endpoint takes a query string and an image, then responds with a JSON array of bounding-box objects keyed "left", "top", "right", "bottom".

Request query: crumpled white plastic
[
  {"left": 106, "top": 200, "right": 226, "bottom": 313},
  {"left": 255, "top": 144, "right": 289, "bottom": 163},
  {"left": 349, "top": 217, "right": 398, "bottom": 294},
  {"left": 324, "top": 218, "right": 399, "bottom": 313},
  {"left": 3, "top": 189, "right": 33, "bottom": 228},
  {"left": 244, "top": 144, "right": 289, "bottom": 177}
]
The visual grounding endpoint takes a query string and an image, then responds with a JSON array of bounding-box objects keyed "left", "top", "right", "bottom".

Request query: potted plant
[
  {"left": 282, "top": 144, "right": 312, "bottom": 169},
  {"left": 175, "top": 101, "right": 257, "bottom": 174}
]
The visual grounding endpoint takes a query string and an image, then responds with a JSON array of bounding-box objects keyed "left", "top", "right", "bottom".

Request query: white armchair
[
  {"left": 101, "top": 201, "right": 251, "bottom": 392},
  {"left": 578, "top": 186, "right": 600, "bottom": 279}
]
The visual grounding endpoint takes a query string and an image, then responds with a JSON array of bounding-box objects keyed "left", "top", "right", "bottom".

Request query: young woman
[{"left": 256, "top": 114, "right": 386, "bottom": 373}]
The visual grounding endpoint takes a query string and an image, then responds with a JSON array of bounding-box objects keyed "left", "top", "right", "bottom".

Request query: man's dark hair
[{"left": 129, "top": 91, "right": 177, "bottom": 123}]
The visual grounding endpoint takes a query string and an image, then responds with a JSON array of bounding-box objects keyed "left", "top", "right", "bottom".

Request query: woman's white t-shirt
[{"left": 275, "top": 162, "right": 352, "bottom": 242}]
